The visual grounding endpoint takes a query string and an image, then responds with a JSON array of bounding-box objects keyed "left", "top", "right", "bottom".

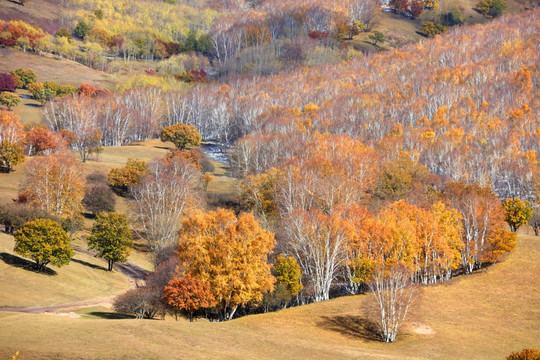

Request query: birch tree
[
  {"left": 368, "top": 264, "right": 417, "bottom": 343},
  {"left": 130, "top": 158, "right": 202, "bottom": 251}
]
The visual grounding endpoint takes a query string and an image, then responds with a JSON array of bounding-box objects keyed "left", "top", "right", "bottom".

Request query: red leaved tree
[{"left": 163, "top": 273, "right": 217, "bottom": 321}]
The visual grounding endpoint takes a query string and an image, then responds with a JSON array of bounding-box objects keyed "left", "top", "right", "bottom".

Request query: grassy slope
[
  {"left": 0, "top": 138, "right": 237, "bottom": 273},
  {"left": 0, "top": 48, "right": 120, "bottom": 91},
  {"left": 349, "top": 0, "right": 530, "bottom": 51},
  {"left": 0, "top": 232, "right": 538, "bottom": 359},
  {"left": 0, "top": 232, "right": 129, "bottom": 307}
]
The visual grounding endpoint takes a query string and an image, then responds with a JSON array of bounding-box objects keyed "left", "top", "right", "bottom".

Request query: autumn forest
[{"left": 0, "top": 0, "right": 539, "bottom": 358}]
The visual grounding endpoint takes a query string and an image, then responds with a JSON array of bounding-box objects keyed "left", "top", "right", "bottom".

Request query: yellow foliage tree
[{"left": 177, "top": 209, "right": 275, "bottom": 320}]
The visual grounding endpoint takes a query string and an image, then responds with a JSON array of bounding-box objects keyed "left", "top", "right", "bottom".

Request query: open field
[
  {"left": 0, "top": 232, "right": 129, "bottom": 307},
  {"left": 0, "top": 231, "right": 538, "bottom": 359}
]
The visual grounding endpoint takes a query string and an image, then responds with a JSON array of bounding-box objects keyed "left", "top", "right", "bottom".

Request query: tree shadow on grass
[
  {"left": 70, "top": 257, "right": 108, "bottom": 272},
  {"left": 317, "top": 315, "right": 381, "bottom": 342},
  {"left": 131, "top": 240, "right": 151, "bottom": 253},
  {"left": 0, "top": 252, "right": 57, "bottom": 275},
  {"left": 88, "top": 312, "right": 136, "bottom": 319}
]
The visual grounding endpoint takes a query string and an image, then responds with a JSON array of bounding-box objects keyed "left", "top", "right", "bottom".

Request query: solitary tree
[
  {"left": 160, "top": 123, "right": 201, "bottom": 149},
  {"left": 369, "top": 31, "right": 385, "bottom": 47},
  {"left": 14, "top": 218, "right": 73, "bottom": 272},
  {"left": 87, "top": 212, "right": 132, "bottom": 271},
  {"left": 164, "top": 273, "right": 217, "bottom": 321},
  {"left": 502, "top": 197, "right": 533, "bottom": 232},
  {"left": 0, "top": 92, "right": 21, "bottom": 110},
  {"left": 368, "top": 264, "right": 417, "bottom": 343}
]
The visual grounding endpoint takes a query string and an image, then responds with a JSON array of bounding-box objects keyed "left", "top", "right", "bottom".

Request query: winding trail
[{"left": 0, "top": 245, "right": 149, "bottom": 314}]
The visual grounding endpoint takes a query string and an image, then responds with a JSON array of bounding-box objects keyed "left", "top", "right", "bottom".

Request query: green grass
[
  {"left": 0, "top": 231, "right": 538, "bottom": 359},
  {"left": 0, "top": 232, "right": 129, "bottom": 307}
]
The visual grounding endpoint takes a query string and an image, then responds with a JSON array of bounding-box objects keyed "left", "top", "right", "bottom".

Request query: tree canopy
[
  {"left": 87, "top": 213, "right": 132, "bottom": 271},
  {"left": 177, "top": 209, "right": 275, "bottom": 320},
  {"left": 14, "top": 218, "right": 73, "bottom": 272}
]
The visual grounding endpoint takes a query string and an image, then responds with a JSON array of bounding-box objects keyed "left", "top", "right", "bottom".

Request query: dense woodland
[{"left": 0, "top": 0, "right": 539, "bottom": 348}]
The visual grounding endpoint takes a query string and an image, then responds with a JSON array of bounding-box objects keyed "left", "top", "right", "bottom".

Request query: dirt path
[{"left": 0, "top": 245, "right": 149, "bottom": 315}]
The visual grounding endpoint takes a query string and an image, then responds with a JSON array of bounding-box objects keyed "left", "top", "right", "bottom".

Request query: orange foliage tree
[{"left": 163, "top": 273, "right": 217, "bottom": 321}]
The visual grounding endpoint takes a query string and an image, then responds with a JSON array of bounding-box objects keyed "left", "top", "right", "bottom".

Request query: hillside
[
  {"left": 0, "top": 2, "right": 538, "bottom": 360},
  {"left": 0, "top": 231, "right": 538, "bottom": 359}
]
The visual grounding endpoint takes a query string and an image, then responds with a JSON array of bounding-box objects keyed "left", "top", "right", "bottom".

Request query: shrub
[
  {"left": 28, "top": 82, "right": 55, "bottom": 104},
  {"left": 9, "top": 69, "right": 36, "bottom": 89},
  {"left": 55, "top": 28, "right": 72, "bottom": 39},
  {"left": 108, "top": 158, "right": 147, "bottom": 195},
  {"left": 443, "top": 7, "right": 464, "bottom": 26},
  {"left": 82, "top": 184, "right": 116, "bottom": 215},
  {"left": 506, "top": 348, "right": 540, "bottom": 360},
  {"left": 476, "top": 0, "right": 507, "bottom": 17},
  {"left": 0, "top": 73, "right": 16, "bottom": 92},
  {"left": 0, "top": 203, "right": 57, "bottom": 233},
  {"left": 420, "top": 22, "right": 447, "bottom": 36}
]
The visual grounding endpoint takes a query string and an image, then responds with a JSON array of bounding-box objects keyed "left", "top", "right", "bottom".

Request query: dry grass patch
[{"left": 0, "top": 232, "right": 129, "bottom": 307}]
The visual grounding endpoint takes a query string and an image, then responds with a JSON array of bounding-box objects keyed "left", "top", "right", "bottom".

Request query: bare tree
[
  {"left": 130, "top": 158, "right": 203, "bottom": 251},
  {"left": 368, "top": 264, "right": 417, "bottom": 343}
]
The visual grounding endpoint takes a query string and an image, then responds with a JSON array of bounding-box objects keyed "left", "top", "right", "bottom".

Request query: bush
[
  {"left": 0, "top": 203, "right": 57, "bottom": 233},
  {"left": 9, "top": 69, "right": 36, "bottom": 89},
  {"left": 113, "top": 259, "right": 175, "bottom": 318},
  {"left": 108, "top": 158, "right": 147, "bottom": 195},
  {"left": 476, "top": 0, "right": 507, "bottom": 17},
  {"left": 0, "top": 73, "right": 16, "bottom": 92},
  {"left": 55, "top": 28, "right": 72, "bottom": 40},
  {"left": 82, "top": 185, "right": 116, "bottom": 215},
  {"left": 443, "top": 7, "right": 464, "bottom": 26},
  {"left": 28, "top": 82, "right": 55, "bottom": 104},
  {"left": 507, "top": 348, "right": 540, "bottom": 360},
  {"left": 420, "top": 22, "right": 447, "bottom": 36}
]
